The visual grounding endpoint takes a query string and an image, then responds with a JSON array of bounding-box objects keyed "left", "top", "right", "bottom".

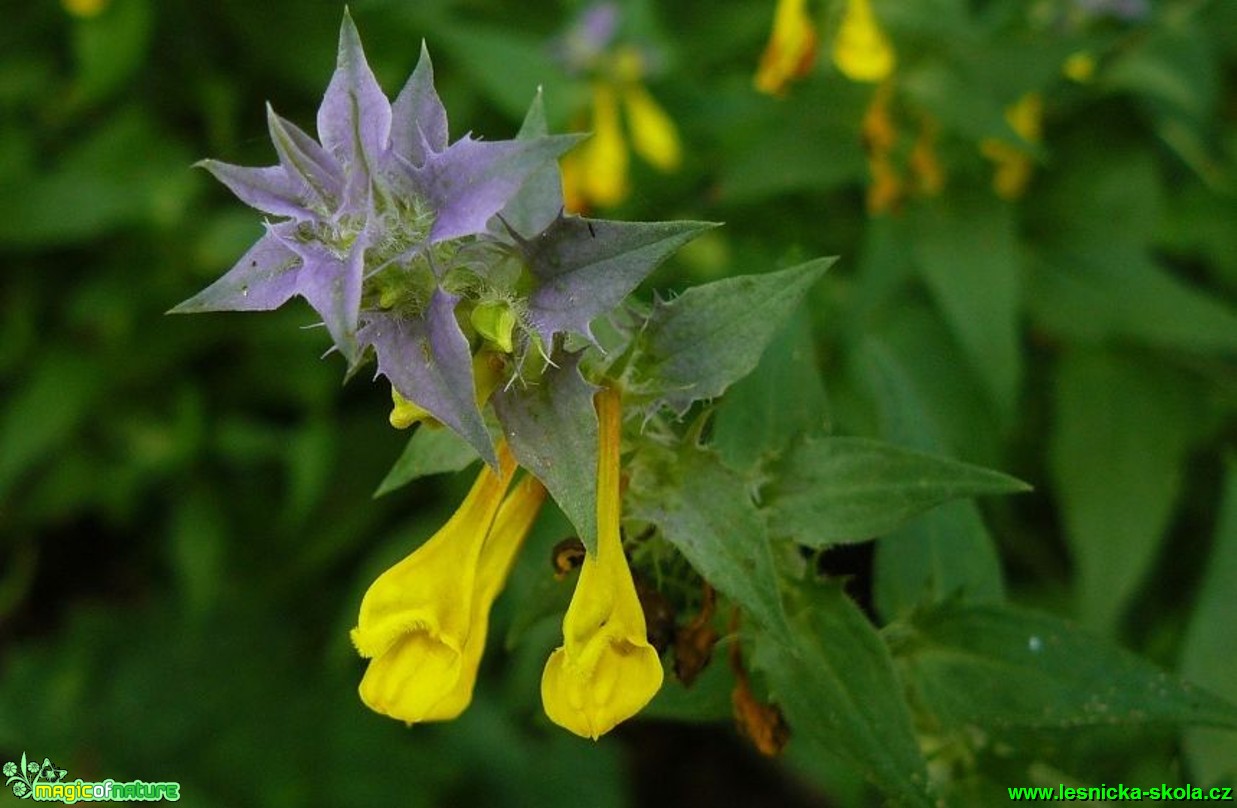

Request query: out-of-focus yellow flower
[
  {"left": 571, "top": 83, "right": 629, "bottom": 210},
  {"left": 353, "top": 443, "right": 546, "bottom": 724},
  {"left": 623, "top": 83, "right": 681, "bottom": 171},
  {"left": 1063, "top": 51, "right": 1096, "bottom": 83},
  {"left": 541, "top": 386, "right": 663, "bottom": 739},
  {"left": 556, "top": 9, "right": 682, "bottom": 213},
  {"left": 832, "top": 0, "right": 896, "bottom": 83},
  {"left": 861, "top": 83, "right": 947, "bottom": 215},
  {"left": 980, "top": 92, "right": 1043, "bottom": 200},
  {"left": 862, "top": 81, "right": 903, "bottom": 215},
  {"left": 562, "top": 72, "right": 681, "bottom": 212},
  {"left": 62, "top": 0, "right": 109, "bottom": 18},
  {"left": 754, "top": 0, "right": 819, "bottom": 96},
  {"left": 909, "top": 116, "right": 945, "bottom": 197}
]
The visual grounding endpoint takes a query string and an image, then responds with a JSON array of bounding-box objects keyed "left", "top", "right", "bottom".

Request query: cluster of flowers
[
  {"left": 175, "top": 13, "right": 686, "bottom": 738},
  {"left": 752, "top": 0, "right": 1144, "bottom": 206}
]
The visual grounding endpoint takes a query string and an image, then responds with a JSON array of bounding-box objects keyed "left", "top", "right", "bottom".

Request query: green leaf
[
  {"left": 492, "top": 352, "right": 599, "bottom": 552},
  {"left": 911, "top": 191, "right": 1022, "bottom": 417},
  {"left": 764, "top": 436, "right": 1029, "bottom": 548},
  {"left": 70, "top": 0, "right": 154, "bottom": 109},
  {"left": 1027, "top": 247, "right": 1237, "bottom": 354},
  {"left": 0, "top": 351, "right": 102, "bottom": 500},
  {"left": 858, "top": 339, "right": 1005, "bottom": 619},
  {"left": 436, "top": 25, "right": 581, "bottom": 122},
  {"left": 752, "top": 583, "right": 933, "bottom": 807},
  {"left": 627, "top": 443, "right": 790, "bottom": 641},
  {"left": 1048, "top": 347, "right": 1199, "bottom": 630},
  {"left": 896, "top": 600, "right": 1237, "bottom": 732},
  {"left": 633, "top": 258, "right": 834, "bottom": 414},
  {"left": 373, "top": 426, "right": 478, "bottom": 498},
  {"left": 1180, "top": 458, "right": 1237, "bottom": 786},
  {"left": 710, "top": 309, "right": 829, "bottom": 472}
]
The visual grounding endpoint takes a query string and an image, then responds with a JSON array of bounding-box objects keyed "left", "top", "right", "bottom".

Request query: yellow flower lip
[
  {"left": 353, "top": 442, "right": 546, "bottom": 724},
  {"left": 540, "top": 386, "right": 664, "bottom": 739}
]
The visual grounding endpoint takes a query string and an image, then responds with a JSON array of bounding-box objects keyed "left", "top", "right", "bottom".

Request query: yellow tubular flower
[
  {"left": 583, "top": 83, "right": 629, "bottom": 207},
  {"left": 832, "top": 0, "right": 896, "bottom": 83},
  {"left": 980, "top": 92, "right": 1043, "bottom": 200},
  {"left": 755, "top": 0, "right": 819, "bottom": 96},
  {"left": 541, "top": 387, "right": 664, "bottom": 739},
  {"left": 353, "top": 443, "right": 521, "bottom": 724},
  {"left": 623, "top": 84, "right": 681, "bottom": 172},
  {"left": 418, "top": 474, "right": 547, "bottom": 719}
]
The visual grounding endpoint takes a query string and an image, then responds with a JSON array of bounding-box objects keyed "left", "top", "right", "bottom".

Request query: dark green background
[{"left": 2, "top": 0, "right": 1236, "bottom": 804}]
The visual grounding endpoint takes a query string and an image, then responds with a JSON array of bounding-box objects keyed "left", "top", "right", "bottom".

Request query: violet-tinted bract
[{"left": 173, "top": 11, "right": 576, "bottom": 466}]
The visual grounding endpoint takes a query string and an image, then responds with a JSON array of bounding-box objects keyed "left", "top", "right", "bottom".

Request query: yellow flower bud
[
  {"left": 389, "top": 387, "right": 435, "bottom": 430},
  {"left": 541, "top": 387, "right": 663, "bottom": 739},
  {"left": 470, "top": 301, "right": 517, "bottom": 354}
]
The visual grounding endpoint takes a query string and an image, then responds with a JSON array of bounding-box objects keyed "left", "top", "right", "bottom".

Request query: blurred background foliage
[{"left": 1, "top": 0, "right": 1236, "bottom": 804}]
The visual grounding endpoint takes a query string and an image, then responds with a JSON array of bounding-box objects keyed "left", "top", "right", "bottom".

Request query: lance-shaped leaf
[
  {"left": 518, "top": 217, "right": 717, "bottom": 344},
  {"left": 169, "top": 225, "right": 301, "bottom": 313},
  {"left": 627, "top": 442, "right": 790, "bottom": 642},
  {"left": 763, "top": 436, "right": 1029, "bottom": 547},
  {"left": 416, "top": 134, "right": 583, "bottom": 245},
  {"left": 390, "top": 42, "right": 449, "bottom": 169},
  {"left": 896, "top": 600, "right": 1237, "bottom": 732},
  {"left": 374, "top": 426, "right": 480, "bottom": 498},
  {"left": 1181, "top": 458, "right": 1237, "bottom": 785},
  {"left": 358, "top": 290, "right": 495, "bottom": 467},
  {"left": 752, "top": 583, "right": 934, "bottom": 807},
  {"left": 634, "top": 258, "right": 833, "bottom": 414},
  {"left": 492, "top": 351, "right": 599, "bottom": 550},
  {"left": 317, "top": 9, "right": 391, "bottom": 206},
  {"left": 858, "top": 338, "right": 1005, "bottom": 618}
]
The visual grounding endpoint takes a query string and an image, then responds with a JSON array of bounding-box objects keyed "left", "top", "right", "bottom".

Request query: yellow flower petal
[
  {"left": 754, "top": 0, "right": 819, "bottom": 96},
  {"left": 623, "top": 84, "right": 681, "bottom": 172},
  {"left": 541, "top": 386, "right": 664, "bottom": 739},
  {"left": 352, "top": 443, "right": 518, "bottom": 724},
  {"left": 832, "top": 0, "right": 896, "bottom": 83},
  {"left": 424, "top": 474, "right": 548, "bottom": 720},
  {"left": 583, "top": 83, "right": 629, "bottom": 207}
]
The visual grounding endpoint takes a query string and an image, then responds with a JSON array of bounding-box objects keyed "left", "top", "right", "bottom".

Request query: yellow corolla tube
[
  {"left": 541, "top": 386, "right": 664, "bottom": 739},
  {"left": 352, "top": 442, "right": 539, "bottom": 724}
]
